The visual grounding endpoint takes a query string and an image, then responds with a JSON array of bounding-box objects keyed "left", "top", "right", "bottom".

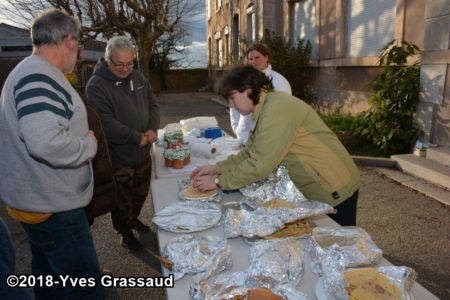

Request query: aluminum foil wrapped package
[
  {"left": 315, "top": 244, "right": 349, "bottom": 300},
  {"left": 240, "top": 166, "right": 308, "bottom": 202},
  {"left": 377, "top": 266, "right": 417, "bottom": 299},
  {"left": 177, "top": 178, "right": 223, "bottom": 202},
  {"left": 162, "top": 235, "right": 232, "bottom": 281},
  {"left": 223, "top": 202, "right": 332, "bottom": 238},
  {"left": 318, "top": 264, "right": 417, "bottom": 300},
  {"left": 247, "top": 238, "right": 304, "bottom": 287},
  {"left": 312, "top": 227, "right": 383, "bottom": 268},
  {"left": 190, "top": 271, "right": 308, "bottom": 300},
  {"left": 190, "top": 271, "right": 247, "bottom": 300},
  {"left": 224, "top": 207, "right": 285, "bottom": 238},
  {"left": 153, "top": 201, "right": 222, "bottom": 232},
  {"left": 237, "top": 166, "right": 335, "bottom": 227}
]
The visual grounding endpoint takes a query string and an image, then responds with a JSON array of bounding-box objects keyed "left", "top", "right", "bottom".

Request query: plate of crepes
[
  {"left": 179, "top": 183, "right": 218, "bottom": 200},
  {"left": 230, "top": 288, "right": 284, "bottom": 300},
  {"left": 316, "top": 267, "right": 403, "bottom": 300}
]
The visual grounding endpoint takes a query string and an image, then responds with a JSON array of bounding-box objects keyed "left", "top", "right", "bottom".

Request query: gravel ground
[{"left": 1, "top": 92, "right": 449, "bottom": 299}]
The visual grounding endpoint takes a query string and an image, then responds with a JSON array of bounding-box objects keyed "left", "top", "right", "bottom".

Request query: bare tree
[
  {"left": 150, "top": 26, "right": 187, "bottom": 90},
  {"left": 0, "top": 0, "right": 204, "bottom": 79}
]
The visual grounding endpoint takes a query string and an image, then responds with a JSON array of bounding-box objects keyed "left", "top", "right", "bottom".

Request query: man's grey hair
[
  {"left": 105, "top": 36, "right": 136, "bottom": 61},
  {"left": 31, "top": 9, "right": 80, "bottom": 46}
]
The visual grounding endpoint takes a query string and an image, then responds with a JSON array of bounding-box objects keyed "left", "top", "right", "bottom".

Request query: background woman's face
[
  {"left": 228, "top": 89, "right": 254, "bottom": 115},
  {"left": 247, "top": 50, "right": 269, "bottom": 71}
]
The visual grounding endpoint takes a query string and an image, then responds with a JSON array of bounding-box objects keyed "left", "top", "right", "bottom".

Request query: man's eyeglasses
[{"left": 109, "top": 59, "right": 134, "bottom": 68}]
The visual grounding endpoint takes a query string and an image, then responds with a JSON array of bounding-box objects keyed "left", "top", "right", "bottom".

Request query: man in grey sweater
[
  {"left": 0, "top": 9, "right": 102, "bottom": 299},
  {"left": 86, "top": 36, "right": 160, "bottom": 251}
]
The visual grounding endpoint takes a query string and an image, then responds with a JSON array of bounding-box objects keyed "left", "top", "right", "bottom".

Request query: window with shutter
[
  {"left": 290, "top": 0, "right": 317, "bottom": 56},
  {"left": 346, "top": 0, "right": 396, "bottom": 57},
  {"left": 207, "top": 0, "right": 211, "bottom": 20},
  {"left": 247, "top": 4, "right": 256, "bottom": 43}
]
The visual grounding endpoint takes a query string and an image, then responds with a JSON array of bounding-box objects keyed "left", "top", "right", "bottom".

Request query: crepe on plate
[
  {"left": 345, "top": 268, "right": 402, "bottom": 300},
  {"left": 182, "top": 183, "right": 218, "bottom": 199}
]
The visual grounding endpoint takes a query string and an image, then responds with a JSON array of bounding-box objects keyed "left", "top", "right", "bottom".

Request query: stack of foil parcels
[
  {"left": 162, "top": 235, "right": 232, "bottom": 281},
  {"left": 311, "top": 227, "right": 383, "bottom": 269},
  {"left": 190, "top": 238, "right": 307, "bottom": 300},
  {"left": 224, "top": 166, "right": 335, "bottom": 238},
  {"left": 152, "top": 201, "right": 222, "bottom": 232}
]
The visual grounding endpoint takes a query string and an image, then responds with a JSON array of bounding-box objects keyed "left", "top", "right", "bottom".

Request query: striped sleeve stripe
[
  {"left": 15, "top": 88, "right": 73, "bottom": 119},
  {"left": 17, "top": 103, "right": 68, "bottom": 120},
  {"left": 14, "top": 73, "right": 73, "bottom": 105}
]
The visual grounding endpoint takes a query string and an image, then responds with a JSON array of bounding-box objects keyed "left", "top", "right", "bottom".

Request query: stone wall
[
  {"left": 148, "top": 69, "right": 210, "bottom": 93},
  {"left": 416, "top": 0, "right": 450, "bottom": 146}
]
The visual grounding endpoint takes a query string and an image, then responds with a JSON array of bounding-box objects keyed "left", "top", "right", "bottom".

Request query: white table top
[{"left": 151, "top": 176, "right": 439, "bottom": 300}]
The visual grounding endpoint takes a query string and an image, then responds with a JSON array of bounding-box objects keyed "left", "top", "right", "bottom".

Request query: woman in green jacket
[{"left": 192, "top": 66, "right": 361, "bottom": 225}]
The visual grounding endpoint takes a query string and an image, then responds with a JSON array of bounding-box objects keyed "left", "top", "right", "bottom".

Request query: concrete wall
[
  {"left": 148, "top": 69, "right": 210, "bottom": 93},
  {"left": 417, "top": 0, "right": 450, "bottom": 146},
  {"left": 208, "top": 0, "right": 427, "bottom": 115},
  {"left": 0, "top": 57, "right": 209, "bottom": 93},
  {"left": 310, "top": 66, "right": 378, "bottom": 113}
]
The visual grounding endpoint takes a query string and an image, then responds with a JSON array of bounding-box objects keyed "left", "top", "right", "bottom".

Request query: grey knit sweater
[{"left": 0, "top": 55, "right": 97, "bottom": 213}]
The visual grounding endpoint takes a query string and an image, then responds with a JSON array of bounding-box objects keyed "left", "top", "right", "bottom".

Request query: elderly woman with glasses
[
  {"left": 86, "top": 36, "right": 160, "bottom": 251},
  {"left": 192, "top": 66, "right": 361, "bottom": 226}
]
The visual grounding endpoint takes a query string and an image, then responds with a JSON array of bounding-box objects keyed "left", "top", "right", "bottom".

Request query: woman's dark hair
[
  {"left": 218, "top": 65, "right": 274, "bottom": 105},
  {"left": 246, "top": 43, "right": 271, "bottom": 58}
]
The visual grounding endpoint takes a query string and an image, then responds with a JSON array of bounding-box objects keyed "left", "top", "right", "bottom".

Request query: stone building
[{"left": 206, "top": 0, "right": 450, "bottom": 147}]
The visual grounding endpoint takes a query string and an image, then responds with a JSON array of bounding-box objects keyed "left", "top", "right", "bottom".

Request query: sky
[
  {"left": 0, "top": 0, "right": 207, "bottom": 69},
  {"left": 176, "top": 2, "right": 207, "bottom": 69}
]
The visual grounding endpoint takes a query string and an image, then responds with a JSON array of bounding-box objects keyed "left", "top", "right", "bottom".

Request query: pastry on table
[
  {"left": 345, "top": 268, "right": 402, "bottom": 300},
  {"left": 230, "top": 288, "right": 283, "bottom": 300},
  {"left": 160, "top": 255, "right": 174, "bottom": 271},
  {"left": 264, "top": 219, "right": 312, "bottom": 239},
  {"left": 181, "top": 183, "right": 218, "bottom": 199}
]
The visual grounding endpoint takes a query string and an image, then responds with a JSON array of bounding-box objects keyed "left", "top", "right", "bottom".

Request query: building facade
[
  {"left": 0, "top": 23, "right": 105, "bottom": 89},
  {"left": 206, "top": 0, "right": 450, "bottom": 147}
]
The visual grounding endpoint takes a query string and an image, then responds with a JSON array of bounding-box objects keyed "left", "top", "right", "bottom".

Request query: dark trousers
[
  {"left": 20, "top": 208, "right": 103, "bottom": 300},
  {"left": 112, "top": 157, "right": 151, "bottom": 234},
  {"left": 0, "top": 220, "right": 32, "bottom": 300},
  {"left": 328, "top": 190, "right": 359, "bottom": 226}
]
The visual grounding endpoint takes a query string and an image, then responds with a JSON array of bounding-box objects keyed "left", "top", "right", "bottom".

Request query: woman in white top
[{"left": 230, "top": 43, "right": 292, "bottom": 144}]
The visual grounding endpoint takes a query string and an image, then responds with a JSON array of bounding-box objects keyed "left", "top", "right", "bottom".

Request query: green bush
[
  {"left": 356, "top": 40, "right": 421, "bottom": 156},
  {"left": 319, "top": 113, "right": 363, "bottom": 133},
  {"left": 260, "top": 34, "right": 316, "bottom": 103},
  {"left": 318, "top": 113, "right": 378, "bottom": 156}
]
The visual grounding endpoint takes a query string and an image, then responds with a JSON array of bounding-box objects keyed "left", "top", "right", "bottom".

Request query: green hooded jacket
[{"left": 218, "top": 91, "right": 361, "bottom": 206}]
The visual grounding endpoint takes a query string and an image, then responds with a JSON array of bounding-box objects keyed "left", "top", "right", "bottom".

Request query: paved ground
[{"left": 2, "top": 92, "right": 449, "bottom": 299}]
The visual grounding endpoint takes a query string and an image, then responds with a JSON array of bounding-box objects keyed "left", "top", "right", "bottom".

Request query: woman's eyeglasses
[{"left": 109, "top": 59, "right": 134, "bottom": 68}]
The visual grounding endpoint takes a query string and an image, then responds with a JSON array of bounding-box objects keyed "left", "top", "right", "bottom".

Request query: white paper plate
[{"left": 153, "top": 201, "right": 222, "bottom": 232}]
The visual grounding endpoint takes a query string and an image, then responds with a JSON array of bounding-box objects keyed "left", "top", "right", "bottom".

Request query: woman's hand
[
  {"left": 191, "top": 164, "right": 220, "bottom": 178},
  {"left": 192, "top": 175, "right": 218, "bottom": 191}
]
